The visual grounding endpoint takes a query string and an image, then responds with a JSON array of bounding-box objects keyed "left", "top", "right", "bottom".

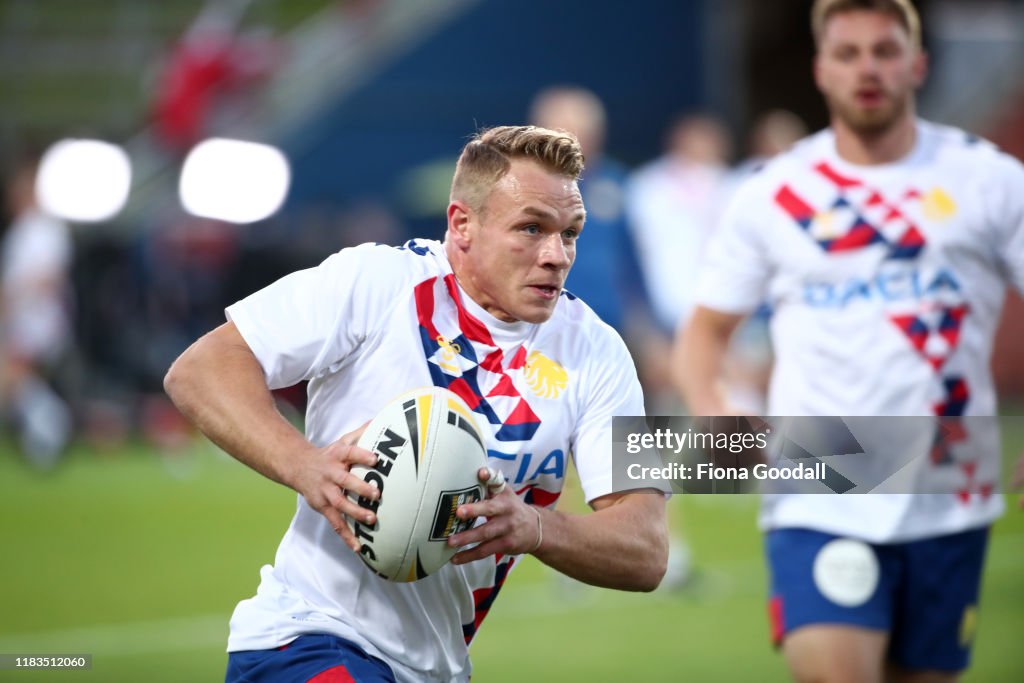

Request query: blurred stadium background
[{"left": 0, "top": 0, "right": 1022, "bottom": 680}]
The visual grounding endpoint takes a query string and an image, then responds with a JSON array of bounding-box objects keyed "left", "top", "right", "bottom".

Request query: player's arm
[
  {"left": 450, "top": 480, "right": 667, "bottom": 592},
  {"left": 164, "top": 321, "right": 380, "bottom": 550},
  {"left": 671, "top": 305, "right": 747, "bottom": 416},
  {"left": 531, "top": 488, "right": 667, "bottom": 590},
  {"left": 448, "top": 326, "right": 669, "bottom": 591},
  {"left": 669, "top": 164, "right": 772, "bottom": 417}
]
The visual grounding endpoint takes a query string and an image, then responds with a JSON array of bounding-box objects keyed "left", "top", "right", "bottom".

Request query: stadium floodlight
[
  {"left": 179, "top": 138, "right": 291, "bottom": 224},
  {"left": 36, "top": 139, "right": 132, "bottom": 223}
]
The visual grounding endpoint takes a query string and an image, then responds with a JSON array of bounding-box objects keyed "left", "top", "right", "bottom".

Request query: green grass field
[{"left": 0, "top": 440, "right": 1021, "bottom": 682}]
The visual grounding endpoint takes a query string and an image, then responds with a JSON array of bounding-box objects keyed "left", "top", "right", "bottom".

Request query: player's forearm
[
  {"left": 674, "top": 342, "right": 728, "bottom": 416},
  {"left": 164, "top": 323, "right": 311, "bottom": 490},
  {"left": 533, "top": 493, "right": 667, "bottom": 591},
  {"left": 672, "top": 308, "right": 738, "bottom": 415}
]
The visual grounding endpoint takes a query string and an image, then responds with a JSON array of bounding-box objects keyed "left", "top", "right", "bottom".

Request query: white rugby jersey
[
  {"left": 224, "top": 239, "right": 644, "bottom": 681},
  {"left": 696, "top": 121, "right": 1024, "bottom": 542}
]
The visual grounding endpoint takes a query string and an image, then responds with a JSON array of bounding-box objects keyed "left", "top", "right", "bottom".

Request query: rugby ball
[{"left": 347, "top": 387, "right": 488, "bottom": 581}]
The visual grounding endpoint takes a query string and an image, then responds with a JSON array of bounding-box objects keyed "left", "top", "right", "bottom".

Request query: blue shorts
[
  {"left": 226, "top": 634, "right": 396, "bottom": 683},
  {"left": 766, "top": 526, "right": 989, "bottom": 672}
]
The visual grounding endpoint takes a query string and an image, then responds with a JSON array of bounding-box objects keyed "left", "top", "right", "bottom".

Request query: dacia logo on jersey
[
  {"left": 487, "top": 448, "right": 565, "bottom": 484},
  {"left": 524, "top": 351, "right": 568, "bottom": 399},
  {"left": 803, "top": 267, "right": 961, "bottom": 308}
]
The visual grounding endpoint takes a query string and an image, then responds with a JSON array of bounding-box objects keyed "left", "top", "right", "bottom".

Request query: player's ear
[
  {"left": 447, "top": 200, "right": 472, "bottom": 248},
  {"left": 812, "top": 54, "right": 824, "bottom": 93},
  {"left": 911, "top": 49, "right": 928, "bottom": 88}
]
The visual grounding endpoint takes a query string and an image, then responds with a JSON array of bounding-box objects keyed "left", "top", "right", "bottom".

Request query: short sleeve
[
  {"left": 571, "top": 328, "right": 646, "bottom": 502},
  {"left": 226, "top": 243, "right": 405, "bottom": 390},
  {"left": 693, "top": 180, "right": 774, "bottom": 313}
]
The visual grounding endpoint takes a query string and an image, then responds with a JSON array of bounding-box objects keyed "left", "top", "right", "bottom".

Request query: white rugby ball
[{"left": 347, "top": 387, "right": 488, "bottom": 581}]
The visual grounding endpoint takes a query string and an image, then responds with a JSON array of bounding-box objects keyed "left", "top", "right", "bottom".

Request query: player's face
[
  {"left": 815, "top": 10, "right": 926, "bottom": 136},
  {"left": 454, "top": 159, "right": 585, "bottom": 324}
]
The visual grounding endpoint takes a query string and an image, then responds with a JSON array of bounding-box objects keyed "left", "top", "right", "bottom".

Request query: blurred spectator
[
  {"left": 528, "top": 85, "right": 647, "bottom": 335},
  {"left": 1, "top": 158, "right": 74, "bottom": 466},
  {"left": 626, "top": 113, "right": 733, "bottom": 411},
  {"left": 731, "top": 108, "right": 810, "bottom": 183},
  {"left": 143, "top": 215, "right": 241, "bottom": 391},
  {"left": 532, "top": 88, "right": 693, "bottom": 591},
  {"left": 152, "top": 0, "right": 280, "bottom": 154},
  {"left": 336, "top": 200, "right": 407, "bottom": 250}
]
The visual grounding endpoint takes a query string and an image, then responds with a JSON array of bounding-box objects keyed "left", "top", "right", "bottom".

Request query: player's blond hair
[
  {"left": 811, "top": 0, "right": 921, "bottom": 50},
  {"left": 450, "top": 125, "right": 584, "bottom": 215}
]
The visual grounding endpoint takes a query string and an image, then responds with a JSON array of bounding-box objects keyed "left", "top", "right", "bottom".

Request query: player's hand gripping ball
[{"left": 347, "top": 387, "right": 489, "bottom": 581}]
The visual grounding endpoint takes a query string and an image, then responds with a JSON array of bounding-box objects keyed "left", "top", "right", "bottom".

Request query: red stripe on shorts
[
  {"left": 308, "top": 665, "right": 356, "bottom": 683},
  {"left": 769, "top": 595, "right": 785, "bottom": 646}
]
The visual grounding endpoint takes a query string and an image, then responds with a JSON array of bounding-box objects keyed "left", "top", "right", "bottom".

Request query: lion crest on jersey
[{"left": 524, "top": 351, "right": 567, "bottom": 399}]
